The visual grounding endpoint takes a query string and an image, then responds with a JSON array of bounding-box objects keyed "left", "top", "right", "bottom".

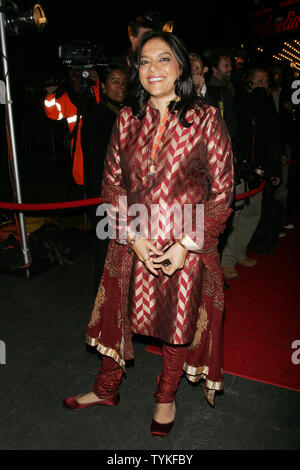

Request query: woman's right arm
[{"left": 100, "top": 110, "right": 163, "bottom": 274}]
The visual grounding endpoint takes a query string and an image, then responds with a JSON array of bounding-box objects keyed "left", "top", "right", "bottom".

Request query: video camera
[
  {"left": 58, "top": 40, "right": 108, "bottom": 69},
  {"left": 236, "top": 158, "right": 265, "bottom": 189}
]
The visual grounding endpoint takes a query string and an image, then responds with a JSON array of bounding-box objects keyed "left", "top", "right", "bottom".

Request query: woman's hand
[
  {"left": 152, "top": 242, "right": 188, "bottom": 276},
  {"left": 131, "top": 238, "right": 163, "bottom": 276}
]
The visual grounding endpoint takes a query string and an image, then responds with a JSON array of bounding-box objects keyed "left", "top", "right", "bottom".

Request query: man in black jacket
[
  {"left": 189, "top": 52, "right": 237, "bottom": 141},
  {"left": 269, "top": 64, "right": 295, "bottom": 231},
  {"left": 221, "top": 66, "right": 282, "bottom": 279},
  {"left": 189, "top": 52, "right": 237, "bottom": 288}
]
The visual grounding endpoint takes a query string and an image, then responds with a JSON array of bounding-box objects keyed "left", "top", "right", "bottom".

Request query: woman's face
[
  {"left": 139, "top": 37, "right": 181, "bottom": 102},
  {"left": 101, "top": 69, "right": 127, "bottom": 103}
]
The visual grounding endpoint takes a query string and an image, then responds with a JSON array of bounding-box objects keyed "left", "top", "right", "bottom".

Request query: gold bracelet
[{"left": 127, "top": 236, "right": 139, "bottom": 253}]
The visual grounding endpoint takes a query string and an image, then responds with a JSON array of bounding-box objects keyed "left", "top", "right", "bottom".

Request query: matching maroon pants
[
  {"left": 93, "top": 355, "right": 123, "bottom": 399},
  {"left": 93, "top": 343, "right": 189, "bottom": 401}
]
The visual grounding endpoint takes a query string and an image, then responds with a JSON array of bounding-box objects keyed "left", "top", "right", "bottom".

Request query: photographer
[
  {"left": 44, "top": 64, "right": 100, "bottom": 192},
  {"left": 81, "top": 64, "right": 127, "bottom": 294},
  {"left": 221, "top": 66, "right": 282, "bottom": 279}
]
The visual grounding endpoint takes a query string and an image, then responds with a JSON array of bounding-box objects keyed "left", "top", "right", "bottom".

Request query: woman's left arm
[
  {"left": 181, "top": 108, "right": 234, "bottom": 253},
  {"left": 153, "top": 108, "right": 234, "bottom": 275}
]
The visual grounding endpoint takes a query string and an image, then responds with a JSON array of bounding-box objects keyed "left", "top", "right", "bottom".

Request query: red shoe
[
  {"left": 151, "top": 418, "right": 175, "bottom": 437},
  {"left": 63, "top": 393, "right": 120, "bottom": 410}
]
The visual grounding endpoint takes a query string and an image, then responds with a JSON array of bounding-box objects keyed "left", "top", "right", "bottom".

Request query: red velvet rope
[
  {"left": 0, "top": 181, "right": 267, "bottom": 211},
  {"left": 234, "top": 180, "right": 266, "bottom": 201},
  {"left": 0, "top": 197, "right": 102, "bottom": 211},
  {"left": 286, "top": 158, "right": 300, "bottom": 165}
]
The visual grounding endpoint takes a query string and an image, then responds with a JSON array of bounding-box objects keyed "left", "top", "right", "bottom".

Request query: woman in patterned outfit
[{"left": 64, "top": 31, "right": 234, "bottom": 436}]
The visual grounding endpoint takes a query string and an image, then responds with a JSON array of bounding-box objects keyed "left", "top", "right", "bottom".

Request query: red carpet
[
  {"left": 223, "top": 213, "right": 300, "bottom": 391},
  {"left": 147, "top": 211, "right": 300, "bottom": 392}
]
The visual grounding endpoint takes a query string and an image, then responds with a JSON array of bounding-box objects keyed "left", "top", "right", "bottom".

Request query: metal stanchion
[
  {"left": 0, "top": 1, "right": 57, "bottom": 278},
  {"left": 0, "top": 1, "right": 31, "bottom": 272}
]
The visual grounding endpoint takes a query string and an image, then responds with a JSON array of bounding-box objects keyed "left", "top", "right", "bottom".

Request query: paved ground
[
  {"left": 0, "top": 246, "right": 299, "bottom": 452},
  {"left": 0, "top": 163, "right": 299, "bottom": 458}
]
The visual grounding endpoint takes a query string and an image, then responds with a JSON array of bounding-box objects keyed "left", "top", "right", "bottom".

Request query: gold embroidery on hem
[
  {"left": 117, "top": 306, "right": 122, "bottom": 329},
  {"left": 85, "top": 334, "right": 126, "bottom": 373},
  {"left": 190, "top": 304, "right": 209, "bottom": 350},
  {"left": 208, "top": 330, "right": 212, "bottom": 358},
  {"left": 183, "top": 362, "right": 223, "bottom": 390},
  {"left": 86, "top": 335, "right": 98, "bottom": 347},
  {"left": 87, "top": 280, "right": 106, "bottom": 328}
]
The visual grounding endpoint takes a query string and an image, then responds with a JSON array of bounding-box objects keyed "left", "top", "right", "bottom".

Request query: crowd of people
[
  {"left": 43, "top": 11, "right": 299, "bottom": 284},
  {"left": 40, "top": 10, "right": 299, "bottom": 436},
  {"left": 187, "top": 49, "right": 298, "bottom": 280}
]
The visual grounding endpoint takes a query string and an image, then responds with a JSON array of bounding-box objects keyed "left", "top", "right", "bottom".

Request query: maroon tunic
[{"left": 86, "top": 102, "right": 234, "bottom": 404}]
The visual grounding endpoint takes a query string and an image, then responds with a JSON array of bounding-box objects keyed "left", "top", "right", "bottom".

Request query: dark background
[
  {"left": 5, "top": 0, "right": 255, "bottom": 85},
  {"left": 3, "top": 0, "right": 300, "bottom": 88},
  {"left": 1, "top": 0, "right": 299, "bottom": 186}
]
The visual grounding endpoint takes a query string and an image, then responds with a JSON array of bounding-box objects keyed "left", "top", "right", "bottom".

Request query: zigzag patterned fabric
[{"left": 87, "top": 102, "right": 234, "bottom": 404}]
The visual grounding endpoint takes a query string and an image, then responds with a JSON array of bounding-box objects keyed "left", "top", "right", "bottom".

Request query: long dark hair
[{"left": 127, "top": 30, "right": 197, "bottom": 127}]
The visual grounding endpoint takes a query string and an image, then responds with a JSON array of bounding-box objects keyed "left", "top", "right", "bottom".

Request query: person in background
[
  {"left": 221, "top": 66, "right": 281, "bottom": 279},
  {"left": 209, "top": 48, "right": 235, "bottom": 98},
  {"left": 189, "top": 52, "right": 237, "bottom": 142},
  {"left": 269, "top": 64, "right": 295, "bottom": 233},
  {"left": 116, "top": 11, "right": 165, "bottom": 75},
  {"left": 115, "top": 10, "right": 173, "bottom": 77},
  {"left": 63, "top": 31, "right": 234, "bottom": 437},
  {"left": 247, "top": 66, "right": 290, "bottom": 254},
  {"left": 189, "top": 51, "right": 237, "bottom": 291},
  {"left": 232, "top": 50, "right": 249, "bottom": 93},
  {"left": 81, "top": 64, "right": 127, "bottom": 294},
  {"left": 44, "top": 66, "right": 100, "bottom": 193}
]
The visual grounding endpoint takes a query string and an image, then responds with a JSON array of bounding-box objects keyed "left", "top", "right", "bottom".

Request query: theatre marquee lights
[
  {"left": 253, "top": 1, "right": 300, "bottom": 71},
  {"left": 275, "top": 39, "right": 300, "bottom": 71}
]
